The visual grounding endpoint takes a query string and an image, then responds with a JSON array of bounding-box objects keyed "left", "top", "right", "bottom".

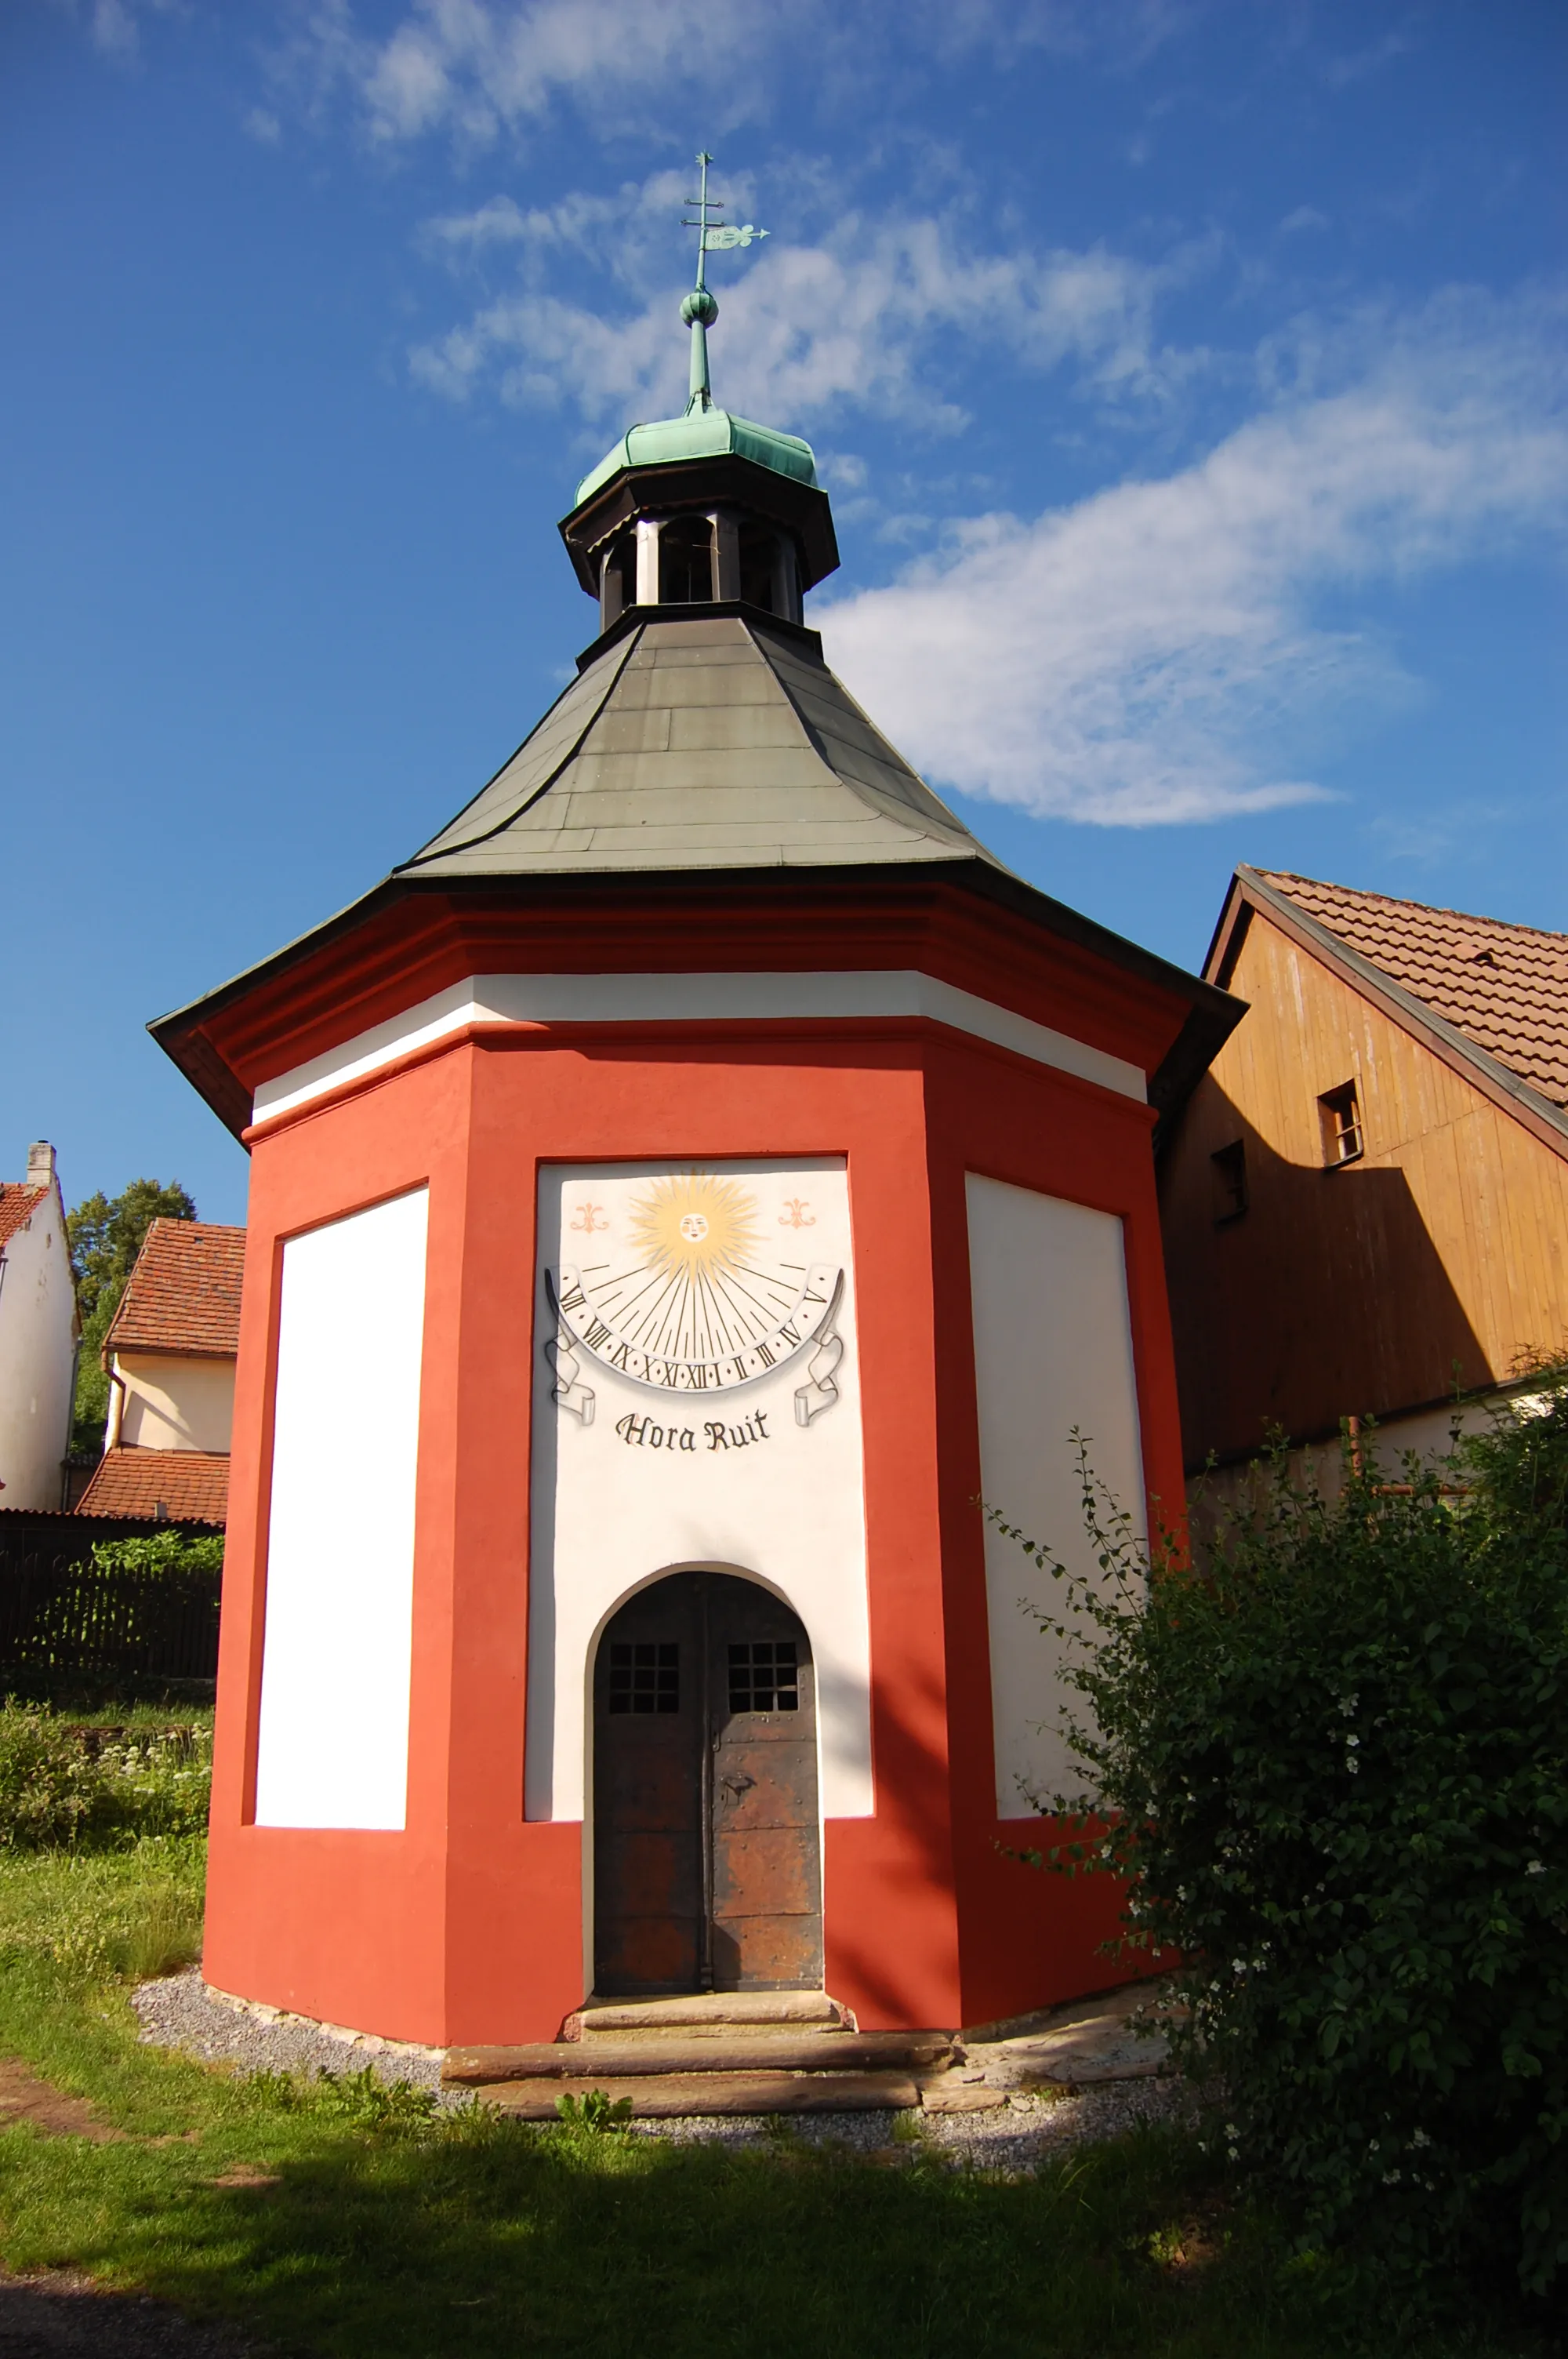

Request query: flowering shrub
[
  {"left": 0, "top": 1709, "right": 212, "bottom": 1851},
  {"left": 989, "top": 1373, "right": 1568, "bottom": 2300}
]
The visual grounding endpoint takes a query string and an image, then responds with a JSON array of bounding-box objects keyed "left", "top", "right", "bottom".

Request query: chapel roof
[
  {"left": 575, "top": 408, "right": 818, "bottom": 507},
  {"left": 106, "top": 1220, "right": 246, "bottom": 1361},
  {"left": 396, "top": 612, "right": 1008, "bottom": 883}
]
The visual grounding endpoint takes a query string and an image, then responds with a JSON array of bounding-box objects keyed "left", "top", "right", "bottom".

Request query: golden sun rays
[{"left": 628, "top": 1172, "right": 760, "bottom": 1278}]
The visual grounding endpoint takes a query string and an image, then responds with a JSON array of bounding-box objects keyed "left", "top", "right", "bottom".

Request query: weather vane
[{"left": 680, "top": 151, "right": 768, "bottom": 415}]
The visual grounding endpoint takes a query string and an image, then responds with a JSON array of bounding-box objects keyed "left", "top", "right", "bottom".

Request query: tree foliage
[
  {"left": 989, "top": 1374, "right": 1568, "bottom": 2305},
  {"left": 65, "top": 1180, "right": 196, "bottom": 1455}
]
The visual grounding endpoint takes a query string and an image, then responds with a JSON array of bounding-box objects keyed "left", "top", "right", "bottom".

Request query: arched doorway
[{"left": 592, "top": 1571, "right": 822, "bottom": 1997}]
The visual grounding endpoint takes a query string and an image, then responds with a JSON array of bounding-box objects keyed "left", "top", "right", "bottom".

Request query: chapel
[{"left": 156, "top": 171, "right": 1238, "bottom": 2048}]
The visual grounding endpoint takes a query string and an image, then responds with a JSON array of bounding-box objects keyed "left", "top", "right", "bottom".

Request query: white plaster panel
[
  {"left": 254, "top": 1190, "right": 428, "bottom": 1830},
  {"left": 252, "top": 972, "right": 1145, "bottom": 1122},
  {"left": 116, "top": 1352, "right": 235, "bottom": 1454},
  {"left": 966, "top": 1175, "right": 1145, "bottom": 1819},
  {"left": 527, "top": 1158, "right": 872, "bottom": 1823}
]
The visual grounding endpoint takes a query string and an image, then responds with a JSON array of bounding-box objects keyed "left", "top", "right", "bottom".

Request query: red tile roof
[
  {"left": 76, "top": 1448, "right": 228, "bottom": 1525},
  {"left": 107, "top": 1220, "right": 245, "bottom": 1360},
  {"left": 1258, "top": 873, "right": 1568, "bottom": 1111},
  {"left": 0, "top": 1183, "right": 48, "bottom": 1250}
]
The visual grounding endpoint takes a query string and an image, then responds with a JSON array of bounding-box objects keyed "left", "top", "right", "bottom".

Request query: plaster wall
[
  {"left": 1189, "top": 1381, "right": 1551, "bottom": 1537},
  {"left": 526, "top": 1158, "right": 870, "bottom": 1826},
  {"left": 114, "top": 1351, "right": 235, "bottom": 1453},
  {"left": 253, "top": 1190, "right": 428, "bottom": 1830},
  {"left": 0, "top": 1192, "right": 75, "bottom": 1510},
  {"left": 965, "top": 1176, "right": 1145, "bottom": 1817}
]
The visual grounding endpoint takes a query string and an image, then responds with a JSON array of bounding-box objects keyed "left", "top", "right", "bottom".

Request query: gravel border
[
  {"left": 133, "top": 1969, "right": 1194, "bottom": 2167},
  {"left": 132, "top": 1969, "right": 459, "bottom": 2103}
]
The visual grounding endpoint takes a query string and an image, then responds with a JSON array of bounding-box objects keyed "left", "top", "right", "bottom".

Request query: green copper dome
[{"left": 575, "top": 407, "right": 818, "bottom": 507}]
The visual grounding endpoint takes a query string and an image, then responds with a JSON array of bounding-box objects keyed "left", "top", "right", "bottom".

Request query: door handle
[{"left": 719, "top": 1773, "right": 756, "bottom": 1804}]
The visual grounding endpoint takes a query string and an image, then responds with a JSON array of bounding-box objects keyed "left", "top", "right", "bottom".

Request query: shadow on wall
[{"left": 1161, "top": 1096, "right": 1493, "bottom": 1470}]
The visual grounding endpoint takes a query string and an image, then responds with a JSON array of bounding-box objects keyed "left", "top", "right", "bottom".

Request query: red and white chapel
[{"left": 155, "top": 189, "right": 1235, "bottom": 2047}]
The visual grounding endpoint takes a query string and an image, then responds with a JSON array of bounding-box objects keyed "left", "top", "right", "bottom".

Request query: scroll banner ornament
[{"left": 543, "top": 1274, "right": 596, "bottom": 1426}]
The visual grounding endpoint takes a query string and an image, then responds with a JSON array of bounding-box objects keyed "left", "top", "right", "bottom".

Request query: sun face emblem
[{"left": 629, "top": 1172, "right": 758, "bottom": 1279}]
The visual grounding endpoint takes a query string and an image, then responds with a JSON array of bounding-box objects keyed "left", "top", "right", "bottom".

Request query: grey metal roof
[{"left": 396, "top": 613, "right": 1008, "bottom": 881}]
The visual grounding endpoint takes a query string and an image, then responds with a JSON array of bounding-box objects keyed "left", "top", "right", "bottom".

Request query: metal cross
[
  {"left": 681, "top": 151, "right": 768, "bottom": 282},
  {"left": 679, "top": 149, "right": 768, "bottom": 412}
]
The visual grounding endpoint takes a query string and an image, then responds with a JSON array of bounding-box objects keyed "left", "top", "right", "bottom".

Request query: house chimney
[{"left": 26, "top": 1143, "right": 56, "bottom": 1187}]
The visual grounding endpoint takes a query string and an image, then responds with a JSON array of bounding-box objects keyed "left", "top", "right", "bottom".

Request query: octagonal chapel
[{"left": 156, "top": 227, "right": 1236, "bottom": 2047}]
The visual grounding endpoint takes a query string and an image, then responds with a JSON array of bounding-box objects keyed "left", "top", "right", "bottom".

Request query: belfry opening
[{"left": 154, "top": 152, "right": 1238, "bottom": 2049}]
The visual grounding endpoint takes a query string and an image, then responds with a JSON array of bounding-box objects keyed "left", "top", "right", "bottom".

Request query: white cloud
[
  {"left": 342, "top": 0, "right": 769, "bottom": 147},
  {"left": 817, "top": 293, "right": 1568, "bottom": 826},
  {"left": 50, "top": 0, "right": 180, "bottom": 59},
  {"left": 410, "top": 184, "right": 1198, "bottom": 432},
  {"left": 1280, "top": 205, "right": 1330, "bottom": 235}
]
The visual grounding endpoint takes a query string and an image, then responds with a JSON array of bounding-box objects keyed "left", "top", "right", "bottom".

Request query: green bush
[
  {"left": 990, "top": 1373, "right": 1568, "bottom": 2303},
  {"left": 85, "top": 1529, "right": 225, "bottom": 1583},
  {"left": 0, "top": 1707, "right": 212, "bottom": 1852}
]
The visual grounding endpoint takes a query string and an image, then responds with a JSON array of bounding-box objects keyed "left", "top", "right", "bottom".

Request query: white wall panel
[
  {"left": 254, "top": 1190, "right": 428, "bottom": 1830},
  {"left": 966, "top": 1175, "right": 1144, "bottom": 1818}
]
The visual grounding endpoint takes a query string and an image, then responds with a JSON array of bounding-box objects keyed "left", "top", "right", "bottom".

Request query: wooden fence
[{"left": 0, "top": 1512, "right": 222, "bottom": 1692}]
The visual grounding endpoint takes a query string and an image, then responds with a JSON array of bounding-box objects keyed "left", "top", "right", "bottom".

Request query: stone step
[
  {"left": 564, "top": 1990, "right": 848, "bottom": 2037},
  {"left": 445, "top": 2030, "right": 956, "bottom": 2086},
  {"left": 478, "top": 2069, "right": 920, "bottom": 2121}
]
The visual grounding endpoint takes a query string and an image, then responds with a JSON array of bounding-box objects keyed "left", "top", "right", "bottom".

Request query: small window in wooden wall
[
  {"left": 1210, "top": 1140, "right": 1248, "bottom": 1223},
  {"left": 1318, "top": 1081, "right": 1363, "bottom": 1167}
]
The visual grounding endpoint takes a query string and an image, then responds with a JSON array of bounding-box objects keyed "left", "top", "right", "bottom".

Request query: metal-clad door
[
  {"left": 708, "top": 1579, "right": 823, "bottom": 1990},
  {"left": 593, "top": 1572, "right": 822, "bottom": 1995}
]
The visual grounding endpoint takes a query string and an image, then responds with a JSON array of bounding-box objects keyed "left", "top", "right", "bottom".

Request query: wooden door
[
  {"left": 592, "top": 1579, "right": 703, "bottom": 1995},
  {"left": 593, "top": 1572, "right": 822, "bottom": 1996},
  {"left": 707, "top": 1578, "right": 823, "bottom": 1990}
]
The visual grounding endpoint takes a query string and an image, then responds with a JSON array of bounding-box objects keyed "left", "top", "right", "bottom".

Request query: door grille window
[
  {"left": 728, "top": 1640, "right": 799, "bottom": 1714},
  {"left": 608, "top": 1641, "right": 679, "bottom": 1714}
]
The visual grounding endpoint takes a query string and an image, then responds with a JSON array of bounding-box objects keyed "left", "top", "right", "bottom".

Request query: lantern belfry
[{"left": 154, "top": 154, "right": 1237, "bottom": 2054}]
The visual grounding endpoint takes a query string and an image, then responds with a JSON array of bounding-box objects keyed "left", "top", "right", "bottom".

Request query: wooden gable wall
[{"left": 1158, "top": 904, "right": 1568, "bottom": 1470}]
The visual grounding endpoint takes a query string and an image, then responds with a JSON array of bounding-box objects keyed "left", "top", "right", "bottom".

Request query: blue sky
[{"left": 4, "top": 0, "right": 1564, "bottom": 1226}]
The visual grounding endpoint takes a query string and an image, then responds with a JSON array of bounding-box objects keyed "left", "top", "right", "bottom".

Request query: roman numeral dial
[{"left": 550, "top": 1172, "right": 840, "bottom": 1394}]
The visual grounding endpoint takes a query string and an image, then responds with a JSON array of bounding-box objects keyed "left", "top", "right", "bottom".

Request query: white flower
[
  {"left": 1346, "top": 1758, "right": 1360, "bottom": 1774},
  {"left": 1382, "top": 2169, "right": 1402, "bottom": 2185},
  {"left": 1526, "top": 1861, "right": 1546, "bottom": 1876},
  {"left": 1225, "top": 2123, "right": 1240, "bottom": 2138},
  {"left": 1410, "top": 2128, "right": 1432, "bottom": 2150},
  {"left": 1345, "top": 1734, "right": 1359, "bottom": 1748},
  {"left": 1227, "top": 2146, "right": 1240, "bottom": 2161},
  {"left": 1232, "top": 1957, "right": 1247, "bottom": 1974}
]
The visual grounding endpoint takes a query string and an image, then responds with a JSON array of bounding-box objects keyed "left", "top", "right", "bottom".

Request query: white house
[
  {"left": 78, "top": 1219, "right": 244, "bottom": 1525},
  {"left": 0, "top": 1143, "right": 79, "bottom": 1510}
]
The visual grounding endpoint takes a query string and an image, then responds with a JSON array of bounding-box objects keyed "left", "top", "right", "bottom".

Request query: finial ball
[{"left": 681, "top": 288, "right": 719, "bottom": 329}]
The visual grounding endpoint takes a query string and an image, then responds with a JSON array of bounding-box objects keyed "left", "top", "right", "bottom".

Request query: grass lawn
[{"left": 0, "top": 1841, "right": 1544, "bottom": 2358}]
